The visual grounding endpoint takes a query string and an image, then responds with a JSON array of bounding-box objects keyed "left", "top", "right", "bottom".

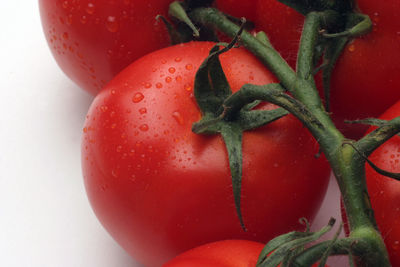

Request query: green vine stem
[{"left": 189, "top": 5, "right": 395, "bottom": 266}]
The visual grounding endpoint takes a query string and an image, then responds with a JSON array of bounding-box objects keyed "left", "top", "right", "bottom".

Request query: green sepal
[
  {"left": 156, "top": 15, "right": 189, "bottom": 45},
  {"left": 194, "top": 44, "right": 232, "bottom": 115},
  {"left": 257, "top": 218, "right": 336, "bottom": 267},
  {"left": 257, "top": 231, "right": 312, "bottom": 266},
  {"left": 239, "top": 109, "right": 289, "bottom": 131},
  {"left": 192, "top": 35, "right": 289, "bottom": 229},
  {"left": 169, "top": 1, "right": 200, "bottom": 37},
  {"left": 220, "top": 124, "right": 245, "bottom": 229}
]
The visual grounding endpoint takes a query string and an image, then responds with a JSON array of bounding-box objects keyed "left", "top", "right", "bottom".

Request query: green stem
[
  {"left": 356, "top": 116, "right": 400, "bottom": 157},
  {"left": 297, "top": 12, "right": 321, "bottom": 81},
  {"left": 292, "top": 238, "right": 356, "bottom": 266}
]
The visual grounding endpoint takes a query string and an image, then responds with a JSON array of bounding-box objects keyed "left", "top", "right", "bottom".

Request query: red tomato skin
[
  {"left": 215, "top": 0, "right": 257, "bottom": 22},
  {"left": 254, "top": 0, "right": 304, "bottom": 68},
  {"left": 82, "top": 42, "right": 330, "bottom": 266},
  {"left": 39, "top": 0, "right": 172, "bottom": 95},
  {"left": 328, "top": 0, "right": 400, "bottom": 138},
  {"left": 364, "top": 100, "right": 400, "bottom": 267},
  {"left": 163, "top": 240, "right": 329, "bottom": 267}
]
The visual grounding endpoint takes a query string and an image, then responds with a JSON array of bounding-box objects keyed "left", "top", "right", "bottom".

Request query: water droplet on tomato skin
[
  {"left": 348, "top": 44, "right": 355, "bottom": 52},
  {"left": 139, "top": 124, "right": 149, "bottom": 132},
  {"left": 156, "top": 83, "right": 163, "bottom": 89},
  {"left": 80, "top": 15, "right": 88, "bottom": 24},
  {"left": 139, "top": 108, "right": 147, "bottom": 114},
  {"left": 111, "top": 169, "right": 119, "bottom": 178},
  {"left": 168, "top": 67, "right": 176, "bottom": 74},
  {"left": 393, "top": 241, "right": 400, "bottom": 251},
  {"left": 172, "top": 111, "right": 184, "bottom": 125},
  {"left": 132, "top": 93, "right": 144, "bottom": 103},
  {"left": 86, "top": 3, "right": 95, "bottom": 15},
  {"left": 106, "top": 16, "right": 119, "bottom": 33},
  {"left": 184, "top": 84, "right": 192, "bottom": 91},
  {"left": 165, "top": 76, "right": 172, "bottom": 83}
]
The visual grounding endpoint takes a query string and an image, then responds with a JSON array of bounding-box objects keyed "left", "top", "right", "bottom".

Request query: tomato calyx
[
  {"left": 257, "top": 218, "right": 343, "bottom": 267},
  {"left": 191, "top": 40, "right": 288, "bottom": 229}
]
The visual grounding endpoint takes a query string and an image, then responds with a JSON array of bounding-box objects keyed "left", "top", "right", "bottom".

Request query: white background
[{"left": 0, "top": 1, "right": 347, "bottom": 266}]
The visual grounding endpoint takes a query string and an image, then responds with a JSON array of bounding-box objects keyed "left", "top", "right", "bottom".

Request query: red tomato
[
  {"left": 215, "top": 0, "right": 257, "bottom": 22},
  {"left": 163, "top": 240, "right": 264, "bottom": 267},
  {"left": 328, "top": 0, "right": 400, "bottom": 138},
  {"left": 164, "top": 240, "right": 329, "bottom": 267},
  {"left": 82, "top": 42, "right": 330, "bottom": 266},
  {"left": 364, "top": 100, "right": 400, "bottom": 266},
  {"left": 216, "top": 0, "right": 400, "bottom": 138},
  {"left": 39, "top": 0, "right": 172, "bottom": 95}
]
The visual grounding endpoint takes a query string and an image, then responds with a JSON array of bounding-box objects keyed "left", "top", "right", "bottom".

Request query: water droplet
[
  {"left": 66, "top": 14, "right": 73, "bottom": 25},
  {"left": 161, "top": 59, "right": 167, "bottom": 64},
  {"left": 348, "top": 44, "right": 355, "bottom": 52},
  {"left": 116, "top": 145, "right": 123, "bottom": 152},
  {"left": 106, "top": 16, "right": 119, "bottom": 32},
  {"left": 100, "top": 105, "right": 108, "bottom": 112},
  {"left": 176, "top": 76, "right": 182, "bottom": 82},
  {"left": 168, "top": 67, "right": 176, "bottom": 74},
  {"left": 144, "top": 82, "right": 152, "bottom": 88},
  {"left": 139, "top": 124, "right": 149, "bottom": 131},
  {"left": 156, "top": 82, "right": 163, "bottom": 89},
  {"left": 175, "top": 57, "right": 182, "bottom": 62},
  {"left": 132, "top": 92, "right": 144, "bottom": 103},
  {"left": 172, "top": 111, "right": 184, "bottom": 125},
  {"left": 185, "top": 64, "right": 193, "bottom": 70},
  {"left": 184, "top": 84, "right": 192, "bottom": 91},
  {"left": 80, "top": 15, "right": 88, "bottom": 24},
  {"left": 165, "top": 76, "right": 172, "bottom": 83},
  {"left": 86, "top": 3, "right": 95, "bottom": 14},
  {"left": 393, "top": 241, "right": 400, "bottom": 251},
  {"left": 111, "top": 89, "right": 116, "bottom": 95},
  {"left": 139, "top": 108, "right": 147, "bottom": 114},
  {"left": 111, "top": 169, "right": 119, "bottom": 178}
]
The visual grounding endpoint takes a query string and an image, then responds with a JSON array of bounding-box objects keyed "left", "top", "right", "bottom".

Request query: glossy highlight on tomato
[
  {"left": 39, "top": 0, "right": 172, "bottom": 95},
  {"left": 82, "top": 42, "right": 330, "bottom": 266}
]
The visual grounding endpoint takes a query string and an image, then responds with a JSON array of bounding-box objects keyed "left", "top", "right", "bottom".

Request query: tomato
[
  {"left": 327, "top": 0, "right": 400, "bottom": 138},
  {"left": 363, "top": 100, "right": 400, "bottom": 266},
  {"left": 82, "top": 42, "right": 330, "bottom": 266},
  {"left": 164, "top": 240, "right": 329, "bottom": 267},
  {"left": 216, "top": 0, "right": 400, "bottom": 138},
  {"left": 163, "top": 240, "right": 264, "bottom": 267},
  {"left": 215, "top": 0, "right": 257, "bottom": 22},
  {"left": 39, "top": 0, "right": 172, "bottom": 95}
]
